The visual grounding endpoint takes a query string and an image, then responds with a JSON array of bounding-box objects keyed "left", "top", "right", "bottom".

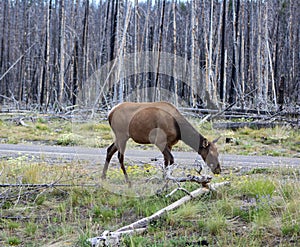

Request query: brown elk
[{"left": 101, "top": 102, "right": 221, "bottom": 183}]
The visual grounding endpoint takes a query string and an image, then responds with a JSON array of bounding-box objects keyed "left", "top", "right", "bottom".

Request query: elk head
[{"left": 199, "top": 137, "right": 221, "bottom": 174}]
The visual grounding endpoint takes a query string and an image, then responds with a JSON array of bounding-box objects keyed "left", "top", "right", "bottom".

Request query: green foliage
[
  {"left": 168, "top": 201, "right": 205, "bottom": 226},
  {"left": 7, "top": 221, "right": 20, "bottom": 230},
  {"left": 35, "top": 195, "right": 46, "bottom": 205},
  {"left": 205, "top": 212, "right": 227, "bottom": 235},
  {"left": 25, "top": 222, "right": 38, "bottom": 236},
  {"left": 36, "top": 123, "right": 49, "bottom": 131},
  {"left": 0, "top": 115, "right": 300, "bottom": 246},
  {"left": 77, "top": 233, "right": 92, "bottom": 247},
  {"left": 7, "top": 137, "right": 19, "bottom": 144},
  {"left": 107, "top": 164, "right": 158, "bottom": 181},
  {"left": 92, "top": 205, "right": 119, "bottom": 222},
  {"left": 221, "top": 125, "right": 300, "bottom": 157},
  {"left": 57, "top": 133, "right": 82, "bottom": 146},
  {"left": 0, "top": 160, "right": 299, "bottom": 246},
  {"left": 37, "top": 117, "right": 47, "bottom": 123},
  {"left": 239, "top": 177, "right": 276, "bottom": 197},
  {"left": 80, "top": 122, "right": 111, "bottom": 132},
  {"left": 6, "top": 236, "right": 21, "bottom": 246},
  {"left": 246, "top": 167, "right": 272, "bottom": 174},
  {"left": 281, "top": 200, "right": 300, "bottom": 236},
  {"left": 121, "top": 235, "right": 152, "bottom": 246}
]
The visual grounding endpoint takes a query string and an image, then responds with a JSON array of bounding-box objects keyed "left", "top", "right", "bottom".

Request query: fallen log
[
  {"left": 18, "top": 117, "right": 31, "bottom": 127},
  {"left": 87, "top": 181, "right": 230, "bottom": 247},
  {"left": 213, "top": 121, "right": 284, "bottom": 130}
]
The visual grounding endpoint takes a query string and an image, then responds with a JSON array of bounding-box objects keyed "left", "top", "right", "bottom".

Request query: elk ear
[
  {"left": 213, "top": 136, "right": 221, "bottom": 144},
  {"left": 202, "top": 138, "right": 209, "bottom": 148}
]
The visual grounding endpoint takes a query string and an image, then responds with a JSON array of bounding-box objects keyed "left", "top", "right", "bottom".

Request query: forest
[{"left": 0, "top": 0, "right": 299, "bottom": 112}]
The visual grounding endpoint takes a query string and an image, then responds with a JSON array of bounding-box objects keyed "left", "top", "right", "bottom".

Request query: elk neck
[{"left": 175, "top": 117, "right": 207, "bottom": 153}]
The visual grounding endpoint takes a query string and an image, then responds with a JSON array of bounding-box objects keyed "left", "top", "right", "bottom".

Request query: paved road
[{"left": 0, "top": 143, "right": 299, "bottom": 170}]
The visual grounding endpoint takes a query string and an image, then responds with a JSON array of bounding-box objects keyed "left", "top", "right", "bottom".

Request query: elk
[{"left": 101, "top": 102, "right": 221, "bottom": 183}]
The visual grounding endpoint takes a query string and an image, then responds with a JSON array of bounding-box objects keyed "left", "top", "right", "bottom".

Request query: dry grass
[
  {"left": 0, "top": 155, "right": 299, "bottom": 246},
  {"left": 0, "top": 114, "right": 299, "bottom": 246}
]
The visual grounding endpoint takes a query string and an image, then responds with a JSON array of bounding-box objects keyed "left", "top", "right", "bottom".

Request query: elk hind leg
[
  {"left": 101, "top": 143, "right": 118, "bottom": 179},
  {"left": 116, "top": 138, "right": 131, "bottom": 185},
  {"left": 162, "top": 147, "right": 174, "bottom": 179},
  {"left": 118, "top": 151, "right": 130, "bottom": 186}
]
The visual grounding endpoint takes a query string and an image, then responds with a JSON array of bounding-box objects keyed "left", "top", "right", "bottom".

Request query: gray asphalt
[{"left": 0, "top": 143, "right": 299, "bottom": 170}]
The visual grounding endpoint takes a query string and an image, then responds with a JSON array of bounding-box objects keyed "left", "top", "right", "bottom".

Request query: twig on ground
[
  {"left": 165, "top": 187, "right": 192, "bottom": 198},
  {"left": 165, "top": 165, "right": 212, "bottom": 185},
  {"left": 18, "top": 117, "right": 31, "bottom": 127}
]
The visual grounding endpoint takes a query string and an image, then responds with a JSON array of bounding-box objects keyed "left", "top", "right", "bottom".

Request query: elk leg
[
  {"left": 161, "top": 147, "right": 173, "bottom": 179},
  {"left": 118, "top": 151, "right": 130, "bottom": 185},
  {"left": 116, "top": 138, "right": 131, "bottom": 186},
  {"left": 101, "top": 143, "right": 118, "bottom": 179},
  {"left": 162, "top": 147, "right": 174, "bottom": 167}
]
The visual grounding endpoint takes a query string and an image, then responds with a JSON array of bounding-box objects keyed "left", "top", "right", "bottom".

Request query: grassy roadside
[
  {"left": 0, "top": 114, "right": 299, "bottom": 157},
  {"left": 0, "top": 114, "right": 299, "bottom": 246}
]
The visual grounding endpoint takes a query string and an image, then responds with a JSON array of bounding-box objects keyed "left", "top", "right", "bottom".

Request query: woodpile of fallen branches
[
  {"left": 1, "top": 102, "right": 299, "bottom": 129},
  {"left": 212, "top": 121, "right": 283, "bottom": 130},
  {"left": 181, "top": 107, "right": 299, "bottom": 129}
]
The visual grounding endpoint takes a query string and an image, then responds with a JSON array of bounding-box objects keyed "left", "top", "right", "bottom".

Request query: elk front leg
[{"left": 162, "top": 147, "right": 174, "bottom": 168}]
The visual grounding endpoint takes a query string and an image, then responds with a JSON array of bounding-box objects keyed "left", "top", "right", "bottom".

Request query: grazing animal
[{"left": 101, "top": 102, "right": 221, "bottom": 183}]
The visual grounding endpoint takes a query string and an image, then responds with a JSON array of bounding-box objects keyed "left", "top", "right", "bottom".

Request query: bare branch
[
  {"left": 88, "top": 181, "right": 230, "bottom": 247},
  {"left": 165, "top": 165, "right": 212, "bottom": 185},
  {"left": 0, "top": 43, "right": 36, "bottom": 82}
]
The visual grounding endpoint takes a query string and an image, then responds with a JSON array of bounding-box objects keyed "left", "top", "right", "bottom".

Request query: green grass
[
  {"left": 0, "top": 114, "right": 113, "bottom": 148},
  {"left": 216, "top": 124, "right": 300, "bottom": 158},
  {"left": 0, "top": 114, "right": 299, "bottom": 246},
  {"left": 0, "top": 157, "right": 299, "bottom": 246},
  {"left": 6, "top": 236, "right": 22, "bottom": 246}
]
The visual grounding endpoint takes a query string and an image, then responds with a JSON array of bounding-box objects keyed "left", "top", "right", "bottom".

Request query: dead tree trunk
[
  {"left": 190, "top": 0, "right": 198, "bottom": 107},
  {"left": 220, "top": 0, "right": 227, "bottom": 105},
  {"left": 80, "top": 0, "right": 90, "bottom": 104},
  {"left": 40, "top": 0, "right": 52, "bottom": 109},
  {"left": 229, "top": 0, "right": 240, "bottom": 105},
  {"left": 0, "top": 0, "right": 8, "bottom": 103},
  {"left": 153, "top": 0, "right": 166, "bottom": 102},
  {"left": 58, "top": 0, "right": 66, "bottom": 105},
  {"left": 172, "top": 0, "right": 178, "bottom": 106}
]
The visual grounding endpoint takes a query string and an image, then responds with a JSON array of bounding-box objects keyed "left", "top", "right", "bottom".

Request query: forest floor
[{"left": 0, "top": 114, "right": 299, "bottom": 246}]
